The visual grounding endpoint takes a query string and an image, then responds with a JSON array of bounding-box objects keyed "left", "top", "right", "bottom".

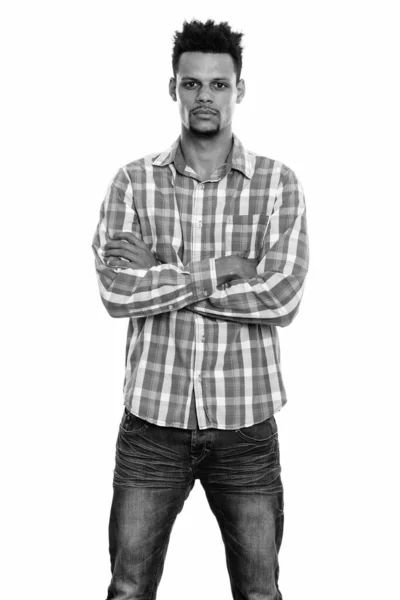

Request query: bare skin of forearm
[{"left": 215, "top": 256, "right": 258, "bottom": 287}]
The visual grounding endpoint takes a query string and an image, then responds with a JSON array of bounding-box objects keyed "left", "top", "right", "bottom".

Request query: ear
[
  {"left": 169, "top": 77, "right": 177, "bottom": 102},
  {"left": 236, "top": 79, "right": 246, "bottom": 104}
]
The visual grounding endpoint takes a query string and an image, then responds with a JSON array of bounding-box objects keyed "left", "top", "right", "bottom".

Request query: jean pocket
[
  {"left": 119, "top": 407, "right": 149, "bottom": 434},
  {"left": 235, "top": 415, "right": 277, "bottom": 443}
]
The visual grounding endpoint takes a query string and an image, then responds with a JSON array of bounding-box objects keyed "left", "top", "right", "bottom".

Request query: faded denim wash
[{"left": 105, "top": 408, "right": 284, "bottom": 600}]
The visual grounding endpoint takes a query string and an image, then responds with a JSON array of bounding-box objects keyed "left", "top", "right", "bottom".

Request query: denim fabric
[{"left": 106, "top": 408, "right": 284, "bottom": 600}]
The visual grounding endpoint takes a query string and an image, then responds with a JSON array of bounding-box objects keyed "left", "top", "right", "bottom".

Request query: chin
[{"left": 188, "top": 124, "right": 221, "bottom": 138}]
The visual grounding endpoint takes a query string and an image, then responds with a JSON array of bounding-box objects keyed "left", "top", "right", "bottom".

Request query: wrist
[{"left": 215, "top": 256, "right": 240, "bottom": 286}]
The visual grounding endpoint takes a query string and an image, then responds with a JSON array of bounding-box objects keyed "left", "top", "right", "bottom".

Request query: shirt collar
[{"left": 151, "top": 133, "right": 255, "bottom": 180}]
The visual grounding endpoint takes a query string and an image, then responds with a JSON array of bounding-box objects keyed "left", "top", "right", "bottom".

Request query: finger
[
  {"left": 105, "top": 241, "right": 152, "bottom": 260},
  {"left": 106, "top": 258, "right": 129, "bottom": 267},
  {"left": 104, "top": 240, "right": 136, "bottom": 250},
  {"left": 106, "top": 258, "right": 145, "bottom": 269},
  {"left": 105, "top": 247, "right": 145, "bottom": 261},
  {"left": 104, "top": 243, "right": 137, "bottom": 255},
  {"left": 111, "top": 232, "right": 147, "bottom": 249},
  {"left": 110, "top": 231, "right": 138, "bottom": 243}
]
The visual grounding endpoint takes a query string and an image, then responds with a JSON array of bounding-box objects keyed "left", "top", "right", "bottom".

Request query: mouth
[{"left": 192, "top": 109, "right": 218, "bottom": 115}]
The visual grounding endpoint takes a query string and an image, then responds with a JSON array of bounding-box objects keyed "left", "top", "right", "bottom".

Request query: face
[{"left": 169, "top": 52, "right": 245, "bottom": 137}]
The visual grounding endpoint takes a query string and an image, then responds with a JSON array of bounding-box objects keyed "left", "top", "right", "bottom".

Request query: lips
[{"left": 193, "top": 109, "right": 217, "bottom": 115}]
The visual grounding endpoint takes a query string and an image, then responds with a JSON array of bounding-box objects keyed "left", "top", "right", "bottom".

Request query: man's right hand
[
  {"left": 104, "top": 232, "right": 158, "bottom": 269},
  {"left": 215, "top": 256, "right": 258, "bottom": 287}
]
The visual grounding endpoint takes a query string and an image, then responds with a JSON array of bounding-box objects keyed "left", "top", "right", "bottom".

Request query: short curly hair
[{"left": 172, "top": 19, "right": 244, "bottom": 82}]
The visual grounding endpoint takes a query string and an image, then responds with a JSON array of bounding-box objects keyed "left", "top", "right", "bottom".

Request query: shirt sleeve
[
  {"left": 186, "top": 167, "right": 309, "bottom": 327},
  {"left": 92, "top": 167, "right": 217, "bottom": 318}
]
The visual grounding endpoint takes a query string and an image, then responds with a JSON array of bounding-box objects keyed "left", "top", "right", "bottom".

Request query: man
[{"left": 93, "top": 19, "right": 309, "bottom": 600}]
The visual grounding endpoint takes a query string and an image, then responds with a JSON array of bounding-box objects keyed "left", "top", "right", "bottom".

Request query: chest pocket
[{"left": 224, "top": 214, "right": 269, "bottom": 259}]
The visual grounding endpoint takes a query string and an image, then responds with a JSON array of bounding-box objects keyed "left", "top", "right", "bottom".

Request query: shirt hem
[{"left": 123, "top": 399, "right": 287, "bottom": 430}]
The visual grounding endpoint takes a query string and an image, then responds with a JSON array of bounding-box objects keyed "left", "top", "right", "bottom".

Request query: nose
[{"left": 196, "top": 85, "right": 213, "bottom": 103}]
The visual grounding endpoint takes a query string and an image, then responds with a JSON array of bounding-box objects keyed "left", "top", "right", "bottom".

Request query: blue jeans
[{"left": 106, "top": 408, "right": 284, "bottom": 599}]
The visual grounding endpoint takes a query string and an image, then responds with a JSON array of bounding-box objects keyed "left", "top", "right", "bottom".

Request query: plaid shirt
[{"left": 92, "top": 134, "right": 309, "bottom": 430}]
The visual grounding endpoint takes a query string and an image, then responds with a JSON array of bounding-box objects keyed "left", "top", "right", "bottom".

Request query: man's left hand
[{"left": 104, "top": 232, "right": 158, "bottom": 269}]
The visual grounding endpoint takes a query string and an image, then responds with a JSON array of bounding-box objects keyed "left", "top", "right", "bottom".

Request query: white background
[{"left": 1, "top": 1, "right": 399, "bottom": 598}]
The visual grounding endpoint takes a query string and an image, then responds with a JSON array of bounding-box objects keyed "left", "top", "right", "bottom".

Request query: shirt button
[
  {"left": 203, "top": 289, "right": 208, "bottom": 296},
  {"left": 198, "top": 183, "right": 204, "bottom": 190},
  {"left": 197, "top": 220, "right": 202, "bottom": 228},
  {"left": 168, "top": 305, "right": 173, "bottom": 310},
  {"left": 201, "top": 336, "right": 206, "bottom": 342}
]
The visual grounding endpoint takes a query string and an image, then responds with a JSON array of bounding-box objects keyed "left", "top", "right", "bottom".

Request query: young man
[{"left": 93, "top": 19, "right": 309, "bottom": 600}]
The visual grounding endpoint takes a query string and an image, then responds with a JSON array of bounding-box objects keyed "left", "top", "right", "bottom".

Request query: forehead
[{"left": 177, "top": 52, "right": 236, "bottom": 80}]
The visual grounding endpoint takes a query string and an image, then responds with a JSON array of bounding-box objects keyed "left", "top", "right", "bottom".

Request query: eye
[
  {"left": 214, "top": 82, "right": 228, "bottom": 90},
  {"left": 183, "top": 81, "right": 198, "bottom": 89}
]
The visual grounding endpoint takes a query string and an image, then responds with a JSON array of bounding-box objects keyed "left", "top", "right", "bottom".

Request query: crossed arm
[
  {"left": 104, "top": 232, "right": 258, "bottom": 287},
  {"left": 92, "top": 166, "right": 309, "bottom": 326}
]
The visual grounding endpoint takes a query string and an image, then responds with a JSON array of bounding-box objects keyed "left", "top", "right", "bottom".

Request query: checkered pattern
[{"left": 92, "top": 134, "right": 309, "bottom": 430}]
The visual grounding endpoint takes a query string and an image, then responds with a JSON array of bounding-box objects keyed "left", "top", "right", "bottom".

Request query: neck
[{"left": 180, "top": 126, "right": 233, "bottom": 181}]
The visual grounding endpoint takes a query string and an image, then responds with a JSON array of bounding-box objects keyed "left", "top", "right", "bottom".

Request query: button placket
[
  {"left": 190, "top": 184, "right": 210, "bottom": 428},
  {"left": 192, "top": 313, "right": 209, "bottom": 427},
  {"left": 191, "top": 182, "right": 204, "bottom": 262}
]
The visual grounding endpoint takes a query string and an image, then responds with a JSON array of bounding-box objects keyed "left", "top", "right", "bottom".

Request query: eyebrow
[{"left": 180, "top": 77, "right": 231, "bottom": 83}]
